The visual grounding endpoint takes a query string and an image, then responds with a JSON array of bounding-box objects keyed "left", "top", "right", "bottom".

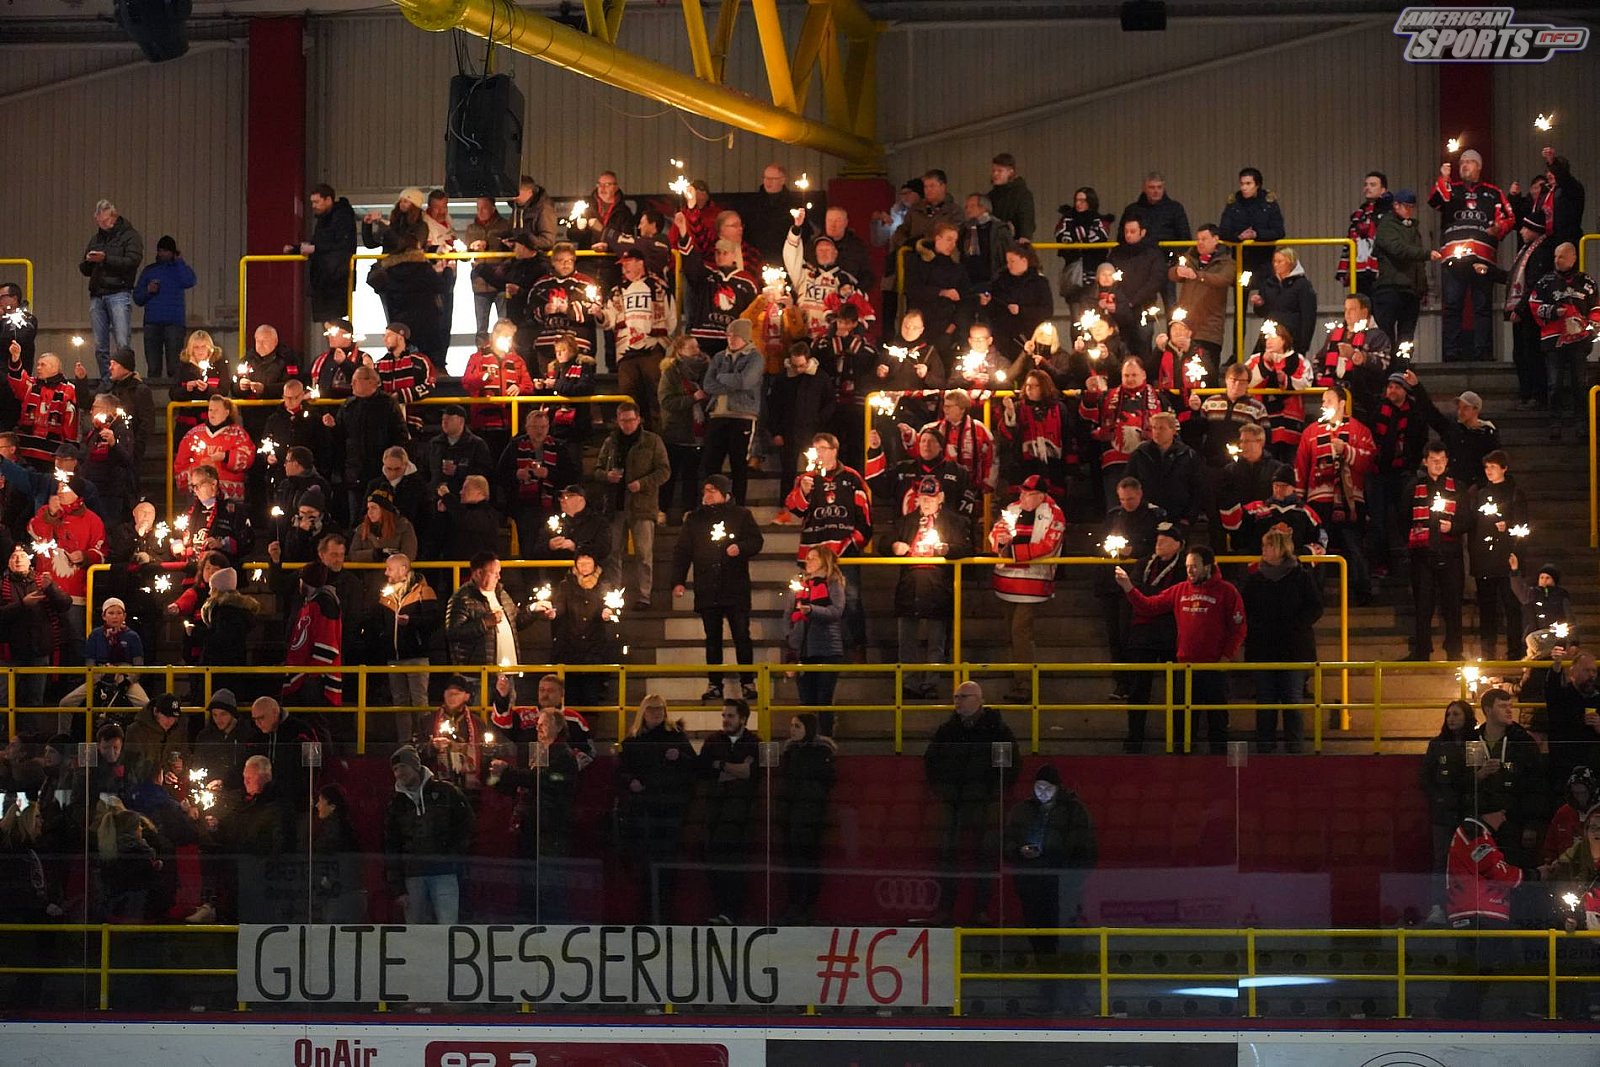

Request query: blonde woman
[
  {"left": 616, "top": 692, "right": 697, "bottom": 921},
  {"left": 788, "top": 546, "right": 847, "bottom": 735},
  {"left": 174, "top": 330, "right": 229, "bottom": 436}
]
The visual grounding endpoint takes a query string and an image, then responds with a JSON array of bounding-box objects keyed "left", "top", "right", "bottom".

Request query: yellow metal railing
[
  {"left": 4, "top": 922, "right": 1597, "bottom": 1018},
  {"left": 953, "top": 925, "right": 1600, "bottom": 1020},
  {"left": 236, "top": 254, "right": 307, "bottom": 360},
  {"left": 163, "top": 393, "right": 632, "bottom": 518},
  {"left": 1579, "top": 232, "right": 1600, "bottom": 274},
  {"left": 0, "top": 257, "right": 36, "bottom": 306}
]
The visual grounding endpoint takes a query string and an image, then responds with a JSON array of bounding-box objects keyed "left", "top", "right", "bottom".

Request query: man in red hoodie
[
  {"left": 26, "top": 481, "right": 106, "bottom": 645},
  {"left": 1115, "top": 543, "right": 1245, "bottom": 753}
]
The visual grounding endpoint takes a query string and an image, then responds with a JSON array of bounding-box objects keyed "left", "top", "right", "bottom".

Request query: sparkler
[
  {"left": 1226, "top": 443, "right": 1241, "bottom": 459},
  {"left": 603, "top": 587, "right": 626, "bottom": 621},
  {"left": 789, "top": 575, "right": 806, "bottom": 594},
  {"left": 1178, "top": 257, "right": 1187, "bottom": 268},
  {"left": 1446, "top": 136, "right": 1463, "bottom": 154},
  {"left": 1396, "top": 341, "right": 1414, "bottom": 360},
  {"left": 1102, "top": 534, "right": 1129, "bottom": 558},
  {"left": 1562, "top": 892, "right": 1581, "bottom": 910},
  {"left": 1432, "top": 494, "right": 1448, "bottom": 513},
  {"left": 1075, "top": 310, "right": 1102, "bottom": 334},
  {"left": 1459, "top": 663, "right": 1482, "bottom": 690},
  {"left": 1535, "top": 113, "right": 1554, "bottom": 132},
  {"left": 668, "top": 158, "right": 691, "bottom": 198},
  {"left": 999, "top": 506, "right": 1020, "bottom": 537},
  {"left": 269, "top": 506, "right": 284, "bottom": 519},
  {"left": 914, "top": 525, "right": 943, "bottom": 555},
  {"left": 257, "top": 437, "right": 278, "bottom": 458},
  {"left": 958, "top": 350, "right": 987, "bottom": 380},
  {"left": 173, "top": 515, "right": 190, "bottom": 532},
  {"left": 884, "top": 344, "right": 911, "bottom": 362},
  {"left": 761, "top": 265, "right": 787, "bottom": 290},
  {"left": 1351, "top": 318, "right": 1370, "bottom": 333},
  {"left": 794, "top": 173, "right": 810, "bottom": 192},
  {"left": 235, "top": 362, "right": 253, "bottom": 380},
  {"left": 1111, "top": 269, "right": 1124, "bottom": 282},
  {"left": 1260, "top": 320, "right": 1279, "bottom": 339},
  {"left": 1325, "top": 320, "right": 1341, "bottom": 335},
  {"left": 380, "top": 584, "right": 398, "bottom": 599},
  {"left": 1450, "top": 244, "right": 1469, "bottom": 260},
  {"left": 567, "top": 199, "right": 588, "bottom": 223},
  {"left": 994, "top": 369, "right": 1006, "bottom": 383},
  {"left": 1238, "top": 271, "right": 1253, "bottom": 288},
  {"left": 437, "top": 718, "right": 456, "bottom": 739},
  {"left": 1183, "top": 356, "right": 1207, "bottom": 386},
  {"left": 53, "top": 468, "right": 71, "bottom": 485},
  {"left": 3, "top": 308, "right": 27, "bottom": 329},
  {"left": 584, "top": 284, "right": 599, "bottom": 302},
  {"left": 709, "top": 521, "right": 728, "bottom": 543},
  {"left": 483, "top": 731, "right": 495, "bottom": 744},
  {"left": 493, "top": 333, "right": 513, "bottom": 355},
  {"left": 1554, "top": 622, "right": 1571, "bottom": 640},
  {"left": 308, "top": 386, "right": 321, "bottom": 400},
  {"left": 1138, "top": 303, "right": 1162, "bottom": 326},
  {"left": 250, "top": 567, "right": 265, "bottom": 583},
  {"left": 71, "top": 335, "right": 84, "bottom": 348},
  {"left": 1169, "top": 308, "right": 1187, "bottom": 324},
  {"left": 1479, "top": 502, "right": 1500, "bottom": 517},
  {"left": 870, "top": 392, "right": 897, "bottom": 415},
  {"left": 188, "top": 768, "right": 216, "bottom": 810},
  {"left": 30, "top": 538, "right": 56, "bottom": 556},
  {"left": 1509, "top": 524, "right": 1530, "bottom": 538},
  {"left": 154, "top": 522, "right": 170, "bottom": 541},
  {"left": 153, "top": 575, "right": 172, "bottom": 593},
  {"left": 530, "top": 583, "right": 554, "bottom": 612},
  {"left": 804, "top": 447, "right": 819, "bottom": 471},
  {"left": 547, "top": 514, "right": 562, "bottom": 532}
]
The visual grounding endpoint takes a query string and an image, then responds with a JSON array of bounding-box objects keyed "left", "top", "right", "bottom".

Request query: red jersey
[{"left": 1446, "top": 817, "right": 1522, "bottom": 923}]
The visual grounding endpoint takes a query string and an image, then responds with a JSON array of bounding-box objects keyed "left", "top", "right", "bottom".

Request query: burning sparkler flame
[
  {"left": 257, "top": 437, "right": 278, "bottom": 457},
  {"left": 547, "top": 515, "right": 562, "bottom": 532},
  {"left": 172, "top": 515, "right": 190, "bottom": 532},
  {"left": 584, "top": 284, "right": 599, "bottom": 302},
  {"left": 250, "top": 567, "right": 265, "bottom": 583},
  {"left": 1554, "top": 622, "right": 1570, "bottom": 640},
  {"left": 1432, "top": 494, "right": 1448, "bottom": 513},
  {"left": 761, "top": 265, "right": 787, "bottom": 290},
  {"left": 1184, "top": 356, "right": 1206, "bottom": 385},
  {"left": 269, "top": 506, "right": 284, "bottom": 518},
  {"left": 1447, "top": 136, "right": 1463, "bottom": 154},
  {"left": 567, "top": 199, "right": 588, "bottom": 223},
  {"left": 1102, "top": 534, "right": 1129, "bottom": 557},
  {"left": 709, "top": 521, "right": 728, "bottom": 542},
  {"left": 1226, "top": 443, "right": 1241, "bottom": 459},
  {"left": 789, "top": 575, "right": 805, "bottom": 593},
  {"left": 1169, "top": 308, "right": 1187, "bottom": 323},
  {"left": 1260, "top": 320, "right": 1279, "bottom": 339},
  {"left": 1562, "top": 892, "right": 1582, "bottom": 910},
  {"left": 794, "top": 173, "right": 810, "bottom": 192},
  {"left": 30, "top": 538, "right": 56, "bottom": 556},
  {"left": 1535, "top": 113, "right": 1554, "bottom": 132},
  {"left": 71, "top": 335, "right": 84, "bottom": 348},
  {"left": 870, "top": 393, "right": 897, "bottom": 415},
  {"left": 602, "top": 588, "right": 626, "bottom": 619},
  {"left": 1508, "top": 524, "right": 1530, "bottom": 538},
  {"left": 804, "top": 447, "right": 819, "bottom": 470},
  {"left": 1238, "top": 271, "right": 1253, "bottom": 288},
  {"left": 153, "top": 575, "right": 172, "bottom": 593},
  {"left": 1479, "top": 502, "right": 1500, "bottom": 517}
]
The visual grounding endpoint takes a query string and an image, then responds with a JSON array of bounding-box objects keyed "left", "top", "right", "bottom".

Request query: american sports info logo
[{"left": 1395, "top": 6, "right": 1589, "bottom": 62}]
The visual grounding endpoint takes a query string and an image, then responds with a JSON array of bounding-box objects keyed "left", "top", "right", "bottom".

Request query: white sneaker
[{"left": 185, "top": 902, "right": 217, "bottom": 924}]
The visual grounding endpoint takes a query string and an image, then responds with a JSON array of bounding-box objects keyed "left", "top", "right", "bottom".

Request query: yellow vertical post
[
  {"left": 861, "top": 391, "right": 874, "bottom": 474},
  {"left": 1245, "top": 929, "right": 1258, "bottom": 1018},
  {"left": 1372, "top": 664, "right": 1384, "bottom": 753},
  {"left": 1163, "top": 665, "right": 1174, "bottom": 754},
  {"left": 951, "top": 561, "right": 963, "bottom": 663},
  {"left": 1098, "top": 928, "right": 1110, "bottom": 1017},
  {"left": 1395, "top": 927, "right": 1408, "bottom": 1019},
  {"left": 1547, "top": 930, "right": 1558, "bottom": 1019},
  {"left": 1311, "top": 665, "right": 1323, "bottom": 754},
  {"left": 98, "top": 924, "right": 112, "bottom": 1010},
  {"left": 950, "top": 927, "right": 963, "bottom": 1017},
  {"left": 165, "top": 406, "right": 178, "bottom": 518},
  {"left": 86, "top": 567, "right": 98, "bottom": 635},
  {"left": 1182, "top": 664, "right": 1193, "bottom": 754},
  {"left": 356, "top": 671, "right": 368, "bottom": 755},
  {"left": 1338, "top": 555, "right": 1350, "bottom": 731},
  {"left": 1590, "top": 386, "right": 1599, "bottom": 547},
  {"left": 616, "top": 664, "right": 629, "bottom": 743}
]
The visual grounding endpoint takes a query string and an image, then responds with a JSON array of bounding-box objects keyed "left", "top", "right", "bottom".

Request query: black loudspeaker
[
  {"left": 115, "top": 0, "right": 193, "bottom": 62},
  {"left": 1120, "top": 0, "right": 1167, "bottom": 31},
  {"left": 444, "top": 74, "right": 526, "bottom": 199}
]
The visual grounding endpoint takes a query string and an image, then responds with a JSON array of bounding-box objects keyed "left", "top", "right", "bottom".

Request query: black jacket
[
  {"left": 81, "top": 215, "right": 144, "bottom": 295},
  {"left": 193, "top": 718, "right": 261, "bottom": 798},
  {"left": 1252, "top": 267, "right": 1318, "bottom": 355},
  {"left": 924, "top": 707, "right": 1020, "bottom": 805},
  {"left": 1544, "top": 667, "right": 1600, "bottom": 785},
  {"left": 671, "top": 501, "right": 764, "bottom": 611},
  {"left": 1125, "top": 438, "right": 1204, "bottom": 527},
  {"left": 617, "top": 722, "right": 698, "bottom": 822},
  {"left": 767, "top": 361, "right": 837, "bottom": 451},
  {"left": 550, "top": 573, "right": 616, "bottom": 665},
  {"left": 1421, "top": 727, "right": 1472, "bottom": 827},
  {"left": 308, "top": 198, "right": 358, "bottom": 308},
  {"left": 1106, "top": 236, "right": 1166, "bottom": 329},
  {"left": 1471, "top": 722, "right": 1545, "bottom": 826},
  {"left": 1463, "top": 476, "right": 1526, "bottom": 577},
  {"left": 1121, "top": 194, "right": 1192, "bottom": 246},
  {"left": 383, "top": 769, "right": 475, "bottom": 890},
  {"left": 880, "top": 509, "right": 972, "bottom": 618},
  {"left": 1240, "top": 562, "right": 1323, "bottom": 663},
  {"left": 1004, "top": 789, "right": 1098, "bottom": 870},
  {"left": 779, "top": 738, "right": 837, "bottom": 836},
  {"left": 1124, "top": 552, "right": 1185, "bottom": 654},
  {"left": 493, "top": 743, "right": 581, "bottom": 857},
  {"left": 333, "top": 392, "right": 409, "bottom": 487},
  {"left": 1219, "top": 189, "right": 1286, "bottom": 276}
]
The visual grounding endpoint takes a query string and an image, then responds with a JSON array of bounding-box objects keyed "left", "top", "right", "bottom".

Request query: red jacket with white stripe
[
  {"left": 989, "top": 497, "right": 1065, "bottom": 603},
  {"left": 1124, "top": 572, "right": 1246, "bottom": 663},
  {"left": 1294, "top": 416, "right": 1375, "bottom": 515},
  {"left": 1428, "top": 177, "right": 1514, "bottom": 265},
  {"left": 1446, "top": 817, "right": 1523, "bottom": 923},
  {"left": 1079, "top": 382, "right": 1165, "bottom": 468}
]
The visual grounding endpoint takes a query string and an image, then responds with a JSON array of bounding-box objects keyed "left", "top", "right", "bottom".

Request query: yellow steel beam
[
  {"left": 392, "top": 0, "right": 881, "bottom": 162},
  {"left": 790, "top": 0, "right": 831, "bottom": 108},
  {"left": 749, "top": 0, "right": 798, "bottom": 112},
  {"left": 681, "top": 0, "right": 715, "bottom": 81},
  {"left": 581, "top": 0, "right": 608, "bottom": 42},
  {"left": 605, "top": 0, "right": 627, "bottom": 44},
  {"left": 710, "top": 0, "right": 742, "bottom": 85}
]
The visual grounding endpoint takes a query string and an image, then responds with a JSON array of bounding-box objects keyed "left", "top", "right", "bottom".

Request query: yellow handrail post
[
  {"left": 1182, "top": 663, "right": 1193, "bottom": 754},
  {"left": 1337, "top": 554, "right": 1350, "bottom": 732},
  {"left": 1232, "top": 238, "right": 1358, "bottom": 357},
  {"left": 356, "top": 671, "right": 368, "bottom": 755},
  {"left": 165, "top": 401, "right": 178, "bottom": 518},
  {"left": 950, "top": 927, "right": 963, "bottom": 1017},
  {"left": 616, "top": 664, "right": 629, "bottom": 744},
  {"left": 1312, "top": 664, "right": 1324, "bottom": 754},
  {"left": 238, "top": 254, "right": 309, "bottom": 366},
  {"left": 98, "top": 923, "right": 112, "bottom": 1010},
  {"left": 1547, "top": 929, "right": 1558, "bottom": 1019},
  {"left": 1163, "top": 664, "right": 1174, "bottom": 754},
  {"left": 86, "top": 565, "right": 100, "bottom": 636},
  {"left": 1372, "top": 663, "right": 1384, "bottom": 753},
  {"left": 951, "top": 560, "right": 963, "bottom": 663},
  {"left": 1029, "top": 664, "right": 1040, "bottom": 754},
  {"left": 1245, "top": 929, "right": 1258, "bottom": 1018},
  {"left": 1580, "top": 233, "right": 1600, "bottom": 274},
  {"left": 1097, "top": 928, "right": 1110, "bottom": 1017},
  {"left": 1396, "top": 926, "right": 1408, "bottom": 1018}
]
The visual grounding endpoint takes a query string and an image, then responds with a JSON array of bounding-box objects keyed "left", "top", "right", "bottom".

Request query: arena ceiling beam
[{"left": 390, "top": 0, "right": 885, "bottom": 166}]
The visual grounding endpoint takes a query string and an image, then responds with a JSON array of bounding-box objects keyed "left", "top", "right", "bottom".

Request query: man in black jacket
[
  {"left": 324, "top": 366, "right": 408, "bottom": 525},
  {"left": 1106, "top": 215, "right": 1166, "bottom": 359},
  {"left": 923, "top": 682, "right": 1019, "bottom": 924},
  {"left": 292, "top": 184, "right": 358, "bottom": 327},
  {"left": 82, "top": 198, "right": 144, "bottom": 378},
  {"left": 385, "top": 744, "right": 475, "bottom": 924},
  {"left": 1471, "top": 688, "right": 1545, "bottom": 866},
  {"left": 1126, "top": 413, "right": 1203, "bottom": 533},
  {"left": 672, "top": 475, "right": 764, "bottom": 702},
  {"left": 1543, "top": 649, "right": 1600, "bottom": 790},
  {"left": 881, "top": 478, "right": 973, "bottom": 699},
  {"left": 699, "top": 699, "right": 760, "bottom": 925}
]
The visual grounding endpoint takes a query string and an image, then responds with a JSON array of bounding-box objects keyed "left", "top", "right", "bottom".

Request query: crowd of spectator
[{"left": 0, "top": 145, "right": 1595, "bottom": 958}]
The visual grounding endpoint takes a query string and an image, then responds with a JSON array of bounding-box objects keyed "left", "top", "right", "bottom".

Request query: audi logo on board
[{"left": 873, "top": 877, "right": 940, "bottom": 913}]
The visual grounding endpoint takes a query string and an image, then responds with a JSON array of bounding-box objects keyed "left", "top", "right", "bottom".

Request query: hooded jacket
[
  {"left": 131, "top": 257, "right": 197, "bottom": 325},
  {"left": 671, "top": 500, "right": 764, "bottom": 611},
  {"left": 1220, "top": 188, "right": 1286, "bottom": 276},
  {"left": 383, "top": 766, "right": 475, "bottom": 890},
  {"left": 1374, "top": 209, "right": 1429, "bottom": 296},
  {"left": 1252, "top": 260, "right": 1318, "bottom": 355},
  {"left": 308, "top": 198, "right": 358, "bottom": 311}
]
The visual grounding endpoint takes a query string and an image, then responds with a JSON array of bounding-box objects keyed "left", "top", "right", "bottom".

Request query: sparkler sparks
[
  {"left": 250, "top": 567, "right": 265, "bottom": 583},
  {"left": 1450, "top": 244, "right": 1470, "bottom": 260},
  {"left": 1509, "top": 524, "right": 1530, "bottom": 538},
  {"left": 584, "top": 284, "right": 599, "bottom": 302},
  {"left": 1259, "top": 320, "right": 1279, "bottom": 339},
  {"left": 547, "top": 515, "right": 562, "bottom": 532},
  {"left": 1397, "top": 341, "right": 1414, "bottom": 360},
  {"left": 709, "top": 521, "right": 728, "bottom": 542},
  {"left": 1169, "top": 308, "right": 1187, "bottom": 324},
  {"left": 1238, "top": 271, "right": 1253, "bottom": 288},
  {"left": 172, "top": 515, "right": 190, "bottom": 532},
  {"left": 1111, "top": 269, "right": 1123, "bottom": 282},
  {"left": 71, "top": 335, "right": 84, "bottom": 348},
  {"left": 602, "top": 588, "right": 626, "bottom": 621},
  {"left": 153, "top": 575, "right": 172, "bottom": 593},
  {"left": 884, "top": 344, "right": 911, "bottom": 362},
  {"left": 53, "top": 468, "right": 71, "bottom": 485},
  {"left": 30, "top": 538, "right": 56, "bottom": 556},
  {"left": 1183, "top": 356, "right": 1206, "bottom": 386},
  {"left": 1446, "top": 136, "right": 1463, "bottom": 154},
  {"left": 869, "top": 392, "right": 897, "bottom": 415},
  {"left": 761, "top": 265, "right": 787, "bottom": 290},
  {"left": 530, "top": 584, "right": 553, "bottom": 611},
  {"left": 999, "top": 506, "right": 1020, "bottom": 536},
  {"left": 269, "top": 506, "right": 284, "bottom": 519},
  {"left": 2, "top": 309, "right": 27, "bottom": 329},
  {"left": 1432, "top": 494, "right": 1448, "bottom": 513},
  {"left": 1102, "top": 534, "right": 1129, "bottom": 557},
  {"left": 153, "top": 522, "right": 170, "bottom": 541},
  {"left": 567, "top": 199, "right": 588, "bottom": 223},
  {"left": 1554, "top": 622, "right": 1571, "bottom": 640},
  {"left": 1562, "top": 892, "right": 1581, "bottom": 910},
  {"left": 257, "top": 437, "right": 278, "bottom": 457},
  {"left": 1478, "top": 502, "right": 1500, "bottom": 517},
  {"left": 380, "top": 584, "right": 398, "bottom": 598},
  {"left": 1459, "top": 663, "right": 1482, "bottom": 689},
  {"left": 1535, "top": 112, "right": 1554, "bottom": 132},
  {"left": 958, "top": 350, "right": 988, "bottom": 380},
  {"left": 1226, "top": 443, "right": 1241, "bottom": 459},
  {"left": 1075, "top": 310, "right": 1102, "bottom": 334},
  {"left": 789, "top": 575, "right": 805, "bottom": 594},
  {"left": 804, "top": 447, "right": 819, "bottom": 470},
  {"left": 794, "top": 173, "right": 810, "bottom": 192}
]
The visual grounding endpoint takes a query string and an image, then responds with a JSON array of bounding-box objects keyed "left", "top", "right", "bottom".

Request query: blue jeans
[
  {"left": 90, "top": 291, "right": 134, "bottom": 378},
  {"left": 1253, "top": 668, "right": 1306, "bottom": 752},
  {"left": 402, "top": 873, "right": 460, "bottom": 924},
  {"left": 1439, "top": 265, "right": 1492, "bottom": 361}
]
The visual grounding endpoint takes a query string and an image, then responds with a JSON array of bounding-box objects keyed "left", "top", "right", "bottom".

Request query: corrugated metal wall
[
  {"left": 1492, "top": 57, "right": 1598, "bottom": 240},
  {"left": 307, "top": 10, "right": 832, "bottom": 203},
  {"left": 1, "top": 42, "right": 247, "bottom": 330}
]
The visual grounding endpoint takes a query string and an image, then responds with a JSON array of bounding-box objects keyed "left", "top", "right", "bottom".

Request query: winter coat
[
  {"left": 1420, "top": 725, "right": 1472, "bottom": 827},
  {"left": 767, "top": 358, "right": 836, "bottom": 449},
  {"left": 1168, "top": 244, "right": 1234, "bottom": 347},
  {"left": 1239, "top": 561, "right": 1323, "bottom": 663},
  {"left": 8, "top": 362, "right": 79, "bottom": 467},
  {"left": 983, "top": 268, "right": 1054, "bottom": 352},
  {"left": 786, "top": 573, "right": 846, "bottom": 660},
  {"left": 779, "top": 738, "right": 837, "bottom": 839},
  {"left": 1464, "top": 476, "right": 1527, "bottom": 577},
  {"left": 383, "top": 768, "right": 475, "bottom": 891},
  {"left": 370, "top": 573, "right": 441, "bottom": 662},
  {"left": 81, "top": 417, "right": 137, "bottom": 516},
  {"left": 988, "top": 176, "right": 1036, "bottom": 241},
  {"left": 81, "top": 373, "right": 156, "bottom": 466},
  {"left": 924, "top": 707, "right": 1020, "bottom": 805},
  {"left": 1106, "top": 235, "right": 1166, "bottom": 325},
  {"left": 595, "top": 428, "right": 671, "bottom": 523},
  {"left": 670, "top": 501, "right": 764, "bottom": 611},
  {"left": 1470, "top": 722, "right": 1545, "bottom": 826},
  {"left": 1253, "top": 262, "right": 1318, "bottom": 356},
  {"left": 123, "top": 702, "right": 191, "bottom": 777},
  {"left": 617, "top": 722, "right": 698, "bottom": 823},
  {"left": 570, "top": 189, "right": 635, "bottom": 253},
  {"left": 424, "top": 430, "right": 495, "bottom": 505},
  {"left": 658, "top": 351, "right": 708, "bottom": 446},
  {"left": 959, "top": 216, "right": 1014, "bottom": 287},
  {"left": 131, "top": 257, "right": 196, "bottom": 325},
  {"left": 1121, "top": 193, "right": 1192, "bottom": 247},
  {"left": 442, "top": 500, "right": 502, "bottom": 562},
  {"left": 199, "top": 589, "right": 258, "bottom": 668},
  {"left": 214, "top": 781, "right": 295, "bottom": 859},
  {"left": 81, "top": 215, "right": 144, "bottom": 296},
  {"left": 1125, "top": 438, "right": 1204, "bottom": 528},
  {"left": 1544, "top": 667, "right": 1600, "bottom": 785},
  {"left": 1374, "top": 211, "right": 1428, "bottom": 296},
  {"left": 332, "top": 392, "right": 409, "bottom": 487},
  {"left": 368, "top": 256, "right": 453, "bottom": 360},
  {"left": 193, "top": 718, "right": 260, "bottom": 798},
  {"left": 444, "top": 580, "right": 523, "bottom": 666},
  {"left": 550, "top": 572, "right": 617, "bottom": 665},
  {"left": 1004, "top": 789, "right": 1098, "bottom": 871},
  {"left": 26, "top": 499, "right": 106, "bottom": 605},
  {"left": 348, "top": 514, "right": 419, "bottom": 563},
  {"left": 308, "top": 198, "right": 358, "bottom": 314},
  {"left": 904, "top": 239, "right": 974, "bottom": 339},
  {"left": 1219, "top": 189, "right": 1286, "bottom": 276},
  {"left": 880, "top": 508, "right": 972, "bottom": 618},
  {"left": 547, "top": 503, "right": 612, "bottom": 563},
  {"left": 506, "top": 185, "right": 559, "bottom": 251}
]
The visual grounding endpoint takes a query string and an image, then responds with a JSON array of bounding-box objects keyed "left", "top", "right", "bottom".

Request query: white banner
[{"left": 238, "top": 924, "right": 953, "bottom": 1008}]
